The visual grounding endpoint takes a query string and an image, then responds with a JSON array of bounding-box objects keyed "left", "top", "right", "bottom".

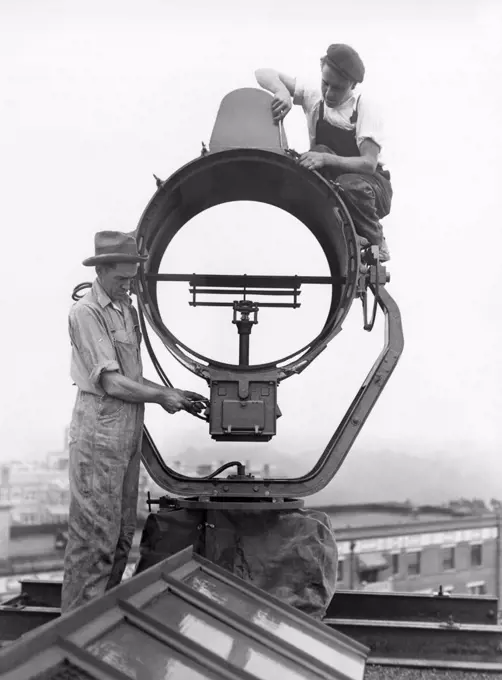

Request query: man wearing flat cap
[
  {"left": 256, "top": 44, "right": 392, "bottom": 261},
  {"left": 62, "top": 231, "right": 208, "bottom": 613}
]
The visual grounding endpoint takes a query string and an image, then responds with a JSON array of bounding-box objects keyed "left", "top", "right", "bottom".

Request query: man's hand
[
  {"left": 158, "top": 388, "right": 209, "bottom": 416},
  {"left": 181, "top": 390, "right": 210, "bottom": 416},
  {"left": 299, "top": 151, "right": 330, "bottom": 171},
  {"left": 271, "top": 90, "right": 292, "bottom": 122}
]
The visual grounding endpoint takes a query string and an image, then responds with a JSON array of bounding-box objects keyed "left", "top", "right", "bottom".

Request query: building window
[
  {"left": 471, "top": 544, "right": 483, "bottom": 567},
  {"left": 20, "top": 513, "right": 37, "bottom": 524},
  {"left": 337, "top": 559, "right": 344, "bottom": 583},
  {"left": 468, "top": 581, "right": 487, "bottom": 595},
  {"left": 407, "top": 551, "right": 421, "bottom": 576},
  {"left": 442, "top": 547, "right": 455, "bottom": 571},
  {"left": 391, "top": 553, "right": 400, "bottom": 575},
  {"left": 359, "top": 569, "right": 379, "bottom": 584}
]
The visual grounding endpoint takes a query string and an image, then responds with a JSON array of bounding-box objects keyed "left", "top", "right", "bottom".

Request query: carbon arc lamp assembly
[{"left": 90, "top": 89, "right": 404, "bottom": 510}]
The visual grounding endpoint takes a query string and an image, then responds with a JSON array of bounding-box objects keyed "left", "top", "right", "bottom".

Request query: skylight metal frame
[{"left": 1, "top": 547, "right": 368, "bottom": 680}]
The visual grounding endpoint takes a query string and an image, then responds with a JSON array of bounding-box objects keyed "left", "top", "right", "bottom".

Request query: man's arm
[
  {"left": 142, "top": 377, "right": 167, "bottom": 391},
  {"left": 323, "top": 139, "right": 380, "bottom": 173},
  {"left": 101, "top": 372, "right": 164, "bottom": 404},
  {"left": 255, "top": 68, "right": 296, "bottom": 122},
  {"left": 102, "top": 372, "right": 205, "bottom": 414},
  {"left": 300, "top": 139, "right": 380, "bottom": 174},
  {"left": 255, "top": 69, "right": 296, "bottom": 96}
]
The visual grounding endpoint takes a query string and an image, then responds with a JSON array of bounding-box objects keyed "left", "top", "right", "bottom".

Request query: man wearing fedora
[
  {"left": 62, "top": 231, "right": 208, "bottom": 613},
  {"left": 255, "top": 43, "right": 392, "bottom": 262}
]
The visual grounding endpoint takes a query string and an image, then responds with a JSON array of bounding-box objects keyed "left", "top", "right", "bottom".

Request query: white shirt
[{"left": 293, "top": 80, "right": 387, "bottom": 167}]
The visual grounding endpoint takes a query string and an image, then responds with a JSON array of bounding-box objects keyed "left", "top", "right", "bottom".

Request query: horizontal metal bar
[
  {"left": 189, "top": 288, "right": 302, "bottom": 296},
  {"left": 148, "top": 273, "right": 337, "bottom": 287},
  {"left": 0, "top": 606, "right": 59, "bottom": 641},
  {"left": 368, "top": 657, "right": 502, "bottom": 672},
  {"left": 4, "top": 598, "right": 502, "bottom": 669},
  {"left": 0, "top": 557, "right": 65, "bottom": 576},
  {"left": 0, "top": 552, "right": 140, "bottom": 582},
  {"left": 326, "top": 618, "right": 502, "bottom": 665},
  {"left": 4, "top": 583, "right": 495, "bottom": 630},
  {"left": 326, "top": 590, "right": 499, "bottom": 625},
  {"left": 19, "top": 580, "right": 62, "bottom": 608},
  {"left": 188, "top": 301, "right": 300, "bottom": 308}
]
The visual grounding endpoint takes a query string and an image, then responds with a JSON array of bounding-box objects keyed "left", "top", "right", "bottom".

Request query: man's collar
[
  {"left": 92, "top": 279, "right": 132, "bottom": 309},
  {"left": 93, "top": 279, "right": 113, "bottom": 308},
  {"left": 338, "top": 90, "right": 358, "bottom": 108},
  {"left": 323, "top": 89, "right": 359, "bottom": 111}
]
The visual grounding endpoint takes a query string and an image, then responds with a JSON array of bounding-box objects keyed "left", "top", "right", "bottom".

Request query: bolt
[
  {"left": 223, "top": 485, "right": 229, "bottom": 491},
  {"left": 351, "top": 417, "right": 360, "bottom": 426},
  {"left": 264, "top": 490, "right": 270, "bottom": 496},
  {"left": 253, "top": 485, "right": 259, "bottom": 492}
]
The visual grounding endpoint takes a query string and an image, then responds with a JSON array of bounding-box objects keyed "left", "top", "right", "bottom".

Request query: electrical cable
[
  {"left": 136, "top": 297, "right": 209, "bottom": 422},
  {"left": 71, "top": 282, "right": 92, "bottom": 301}
]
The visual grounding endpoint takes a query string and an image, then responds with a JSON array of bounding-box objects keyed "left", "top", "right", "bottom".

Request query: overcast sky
[{"left": 1, "top": 0, "right": 501, "bottom": 481}]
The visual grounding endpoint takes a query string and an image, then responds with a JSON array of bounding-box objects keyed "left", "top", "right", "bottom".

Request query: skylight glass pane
[
  {"left": 252, "top": 610, "right": 362, "bottom": 679},
  {"left": 184, "top": 572, "right": 363, "bottom": 678},
  {"left": 86, "top": 622, "right": 211, "bottom": 680},
  {"left": 242, "top": 648, "right": 314, "bottom": 680},
  {"left": 144, "top": 591, "right": 317, "bottom": 680}
]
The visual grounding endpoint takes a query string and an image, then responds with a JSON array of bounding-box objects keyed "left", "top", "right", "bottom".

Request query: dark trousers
[{"left": 312, "top": 144, "right": 393, "bottom": 246}]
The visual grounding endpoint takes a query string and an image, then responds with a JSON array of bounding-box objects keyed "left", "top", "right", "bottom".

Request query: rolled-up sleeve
[
  {"left": 69, "top": 305, "right": 120, "bottom": 389},
  {"left": 293, "top": 79, "right": 320, "bottom": 116},
  {"left": 356, "top": 94, "right": 385, "bottom": 152}
]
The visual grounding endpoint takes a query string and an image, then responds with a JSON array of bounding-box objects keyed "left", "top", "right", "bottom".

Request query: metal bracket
[{"left": 356, "top": 247, "right": 390, "bottom": 332}]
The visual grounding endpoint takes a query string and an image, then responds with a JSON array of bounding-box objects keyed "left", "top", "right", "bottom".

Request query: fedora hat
[{"left": 82, "top": 231, "right": 148, "bottom": 267}]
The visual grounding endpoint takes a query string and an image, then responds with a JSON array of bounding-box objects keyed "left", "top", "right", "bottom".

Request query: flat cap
[{"left": 325, "top": 44, "right": 365, "bottom": 83}]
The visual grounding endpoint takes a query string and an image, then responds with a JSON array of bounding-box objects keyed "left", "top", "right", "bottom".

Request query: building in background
[
  {"left": 319, "top": 503, "right": 502, "bottom": 600},
  {"left": 0, "top": 429, "right": 70, "bottom": 526},
  {"left": 3, "top": 426, "right": 502, "bottom": 604}
]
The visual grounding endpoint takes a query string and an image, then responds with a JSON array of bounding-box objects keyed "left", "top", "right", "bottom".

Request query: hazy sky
[{"left": 1, "top": 0, "right": 502, "bottom": 480}]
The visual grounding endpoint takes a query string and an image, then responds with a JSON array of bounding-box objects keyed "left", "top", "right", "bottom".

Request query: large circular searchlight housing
[
  {"left": 135, "top": 89, "right": 359, "bottom": 380},
  {"left": 130, "top": 88, "right": 403, "bottom": 500}
]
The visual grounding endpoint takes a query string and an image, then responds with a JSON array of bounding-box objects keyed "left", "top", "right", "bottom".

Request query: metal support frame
[{"left": 140, "top": 278, "right": 403, "bottom": 498}]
